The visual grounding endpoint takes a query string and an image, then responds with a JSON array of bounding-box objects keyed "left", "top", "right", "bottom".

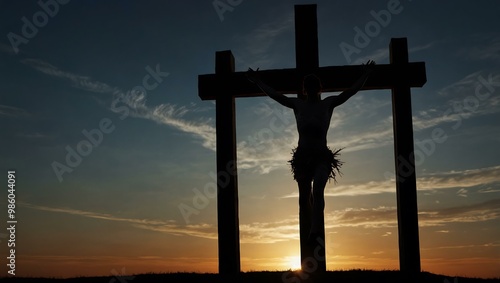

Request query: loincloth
[{"left": 288, "top": 146, "right": 343, "bottom": 182}]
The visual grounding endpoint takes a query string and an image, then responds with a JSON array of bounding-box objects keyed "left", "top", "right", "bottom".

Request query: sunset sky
[{"left": 1, "top": 0, "right": 499, "bottom": 279}]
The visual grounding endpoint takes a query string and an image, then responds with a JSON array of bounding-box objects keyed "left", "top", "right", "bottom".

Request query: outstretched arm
[
  {"left": 246, "top": 68, "right": 295, "bottom": 109},
  {"left": 327, "top": 60, "right": 375, "bottom": 108}
]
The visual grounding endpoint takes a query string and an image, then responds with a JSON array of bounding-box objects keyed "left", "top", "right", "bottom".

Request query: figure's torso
[{"left": 293, "top": 98, "right": 334, "bottom": 149}]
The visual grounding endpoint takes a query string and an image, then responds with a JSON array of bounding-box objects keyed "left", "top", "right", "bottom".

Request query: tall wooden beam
[
  {"left": 295, "top": 4, "right": 319, "bottom": 100},
  {"left": 215, "top": 50, "right": 240, "bottom": 275},
  {"left": 294, "top": 4, "right": 325, "bottom": 272},
  {"left": 390, "top": 38, "right": 421, "bottom": 278},
  {"left": 295, "top": 5, "right": 319, "bottom": 72}
]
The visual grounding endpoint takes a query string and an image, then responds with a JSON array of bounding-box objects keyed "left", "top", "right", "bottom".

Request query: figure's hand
[
  {"left": 246, "top": 67, "right": 260, "bottom": 83},
  {"left": 363, "top": 60, "right": 376, "bottom": 73}
]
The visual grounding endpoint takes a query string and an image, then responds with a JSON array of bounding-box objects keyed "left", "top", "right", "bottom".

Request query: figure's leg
[
  {"left": 310, "top": 163, "right": 329, "bottom": 273},
  {"left": 297, "top": 179, "right": 313, "bottom": 270},
  {"left": 298, "top": 179, "right": 312, "bottom": 208},
  {"left": 298, "top": 179, "right": 312, "bottom": 240},
  {"left": 311, "top": 163, "right": 329, "bottom": 234}
]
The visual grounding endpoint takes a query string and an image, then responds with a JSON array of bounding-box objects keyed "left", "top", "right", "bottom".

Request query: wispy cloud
[
  {"left": 420, "top": 165, "right": 500, "bottom": 191},
  {"left": 328, "top": 206, "right": 397, "bottom": 228},
  {"left": 437, "top": 71, "right": 483, "bottom": 97},
  {"left": 280, "top": 165, "right": 500, "bottom": 197},
  {"left": 246, "top": 198, "right": 498, "bottom": 240},
  {"left": 0, "top": 104, "right": 30, "bottom": 118},
  {"left": 21, "top": 198, "right": 500, "bottom": 244},
  {"left": 240, "top": 218, "right": 298, "bottom": 244},
  {"left": 459, "top": 33, "right": 500, "bottom": 62},
  {"left": 334, "top": 124, "right": 393, "bottom": 153},
  {"left": 248, "top": 198, "right": 500, "bottom": 240},
  {"left": 422, "top": 242, "right": 500, "bottom": 250},
  {"left": 20, "top": 202, "right": 218, "bottom": 240},
  {"left": 21, "top": 58, "right": 217, "bottom": 150},
  {"left": 437, "top": 71, "right": 500, "bottom": 101},
  {"left": 353, "top": 48, "right": 389, "bottom": 65},
  {"left": 21, "top": 201, "right": 295, "bottom": 244},
  {"left": 419, "top": 198, "right": 500, "bottom": 227},
  {"left": 112, "top": 90, "right": 217, "bottom": 150},
  {"left": 479, "top": 187, "right": 500, "bottom": 194},
  {"left": 413, "top": 70, "right": 500, "bottom": 131},
  {"left": 352, "top": 41, "right": 435, "bottom": 65},
  {"left": 305, "top": 198, "right": 498, "bottom": 232},
  {"left": 232, "top": 14, "right": 294, "bottom": 69},
  {"left": 409, "top": 42, "right": 435, "bottom": 53},
  {"left": 457, "top": 188, "right": 468, "bottom": 197},
  {"left": 16, "top": 132, "right": 51, "bottom": 139},
  {"left": 21, "top": 58, "right": 118, "bottom": 94}
]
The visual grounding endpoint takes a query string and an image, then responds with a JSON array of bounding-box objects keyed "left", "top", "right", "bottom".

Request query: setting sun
[{"left": 285, "top": 256, "right": 302, "bottom": 270}]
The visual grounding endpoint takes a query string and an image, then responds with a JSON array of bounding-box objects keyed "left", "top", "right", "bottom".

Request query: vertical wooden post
[
  {"left": 295, "top": 4, "right": 319, "bottom": 98},
  {"left": 215, "top": 50, "right": 240, "bottom": 275},
  {"left": 294, "top": 4, "right": 325, "bottom": 273},
  {"left": 390, "top": 38, "right": 421, "bottom": 277}
]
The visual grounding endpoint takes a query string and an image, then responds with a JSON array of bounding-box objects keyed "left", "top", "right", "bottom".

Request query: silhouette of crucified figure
[{"left": 247, "top": 60, "right": 375, "bottom": 240}]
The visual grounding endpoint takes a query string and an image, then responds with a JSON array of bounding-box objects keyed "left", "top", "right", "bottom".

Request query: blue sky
[{"left": 0, "top": 0, "right": 499, "bottom": 278}]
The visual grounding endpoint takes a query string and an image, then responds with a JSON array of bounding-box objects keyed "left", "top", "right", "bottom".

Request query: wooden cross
[{"left": 198, "top": 4, "right": 426, "bottom": 277}]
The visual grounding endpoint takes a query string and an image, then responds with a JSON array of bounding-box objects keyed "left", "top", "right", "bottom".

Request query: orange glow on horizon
[
  {"left": 285, "top": 255, "right": 302, "bottom": 270},
  {"left": 10, "top": 254, "right": 500, "bottom": 279}
]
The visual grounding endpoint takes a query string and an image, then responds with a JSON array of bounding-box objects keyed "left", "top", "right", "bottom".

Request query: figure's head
[{"left": 303, "top": 74, "right": 322, "bottom": 99}]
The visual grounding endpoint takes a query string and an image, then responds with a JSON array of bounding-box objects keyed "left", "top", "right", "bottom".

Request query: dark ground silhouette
[{"left": 1, "top": 270, "right": 499, "bottom": 283}]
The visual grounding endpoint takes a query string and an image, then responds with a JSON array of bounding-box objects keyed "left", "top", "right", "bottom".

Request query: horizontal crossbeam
[{"left": 198, "top": 62, "right": 426, "bottom": 100}]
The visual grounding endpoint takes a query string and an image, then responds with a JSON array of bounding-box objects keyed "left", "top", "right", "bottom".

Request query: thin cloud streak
[
  {"left": 0, "top": 104, "right": 30, "bottom": 118},
  {"left": 20, "top": 202, "right": 218, "bottom": 240},
  {"left": 16, "top": 132, "right": 50, "bottom": 139},
  {"left": 280, "top": 165, "right": 500, "bottom": 197},
  {"left": 413, "top": 70, "right": 500, "bottom": 131},
  {"left": 22, "top": 58, "right": 117, "bottom": 94},
  {"left": 352, "top": 42, "right": 435, "bottom": 65},
  {"left": 21, "top": 198, "right": 500, "bottom": 244},
  {"left": 422, "top": 242, "right": 500, "bottom": 251},
  {"left": 233, "top": 13, "right": 294, "bottom": 69},
  {"left": 21, "top": 58, "right": 218, "bottom": 150},
  {"left": 353, "top": 48, "right": 389, "bottom": 65},
  {"left": 113, "top": 90, "right": 217, "bottom": 150},
  {"left": 459, "top": 33, "right": 500, "bottom": 62}
]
